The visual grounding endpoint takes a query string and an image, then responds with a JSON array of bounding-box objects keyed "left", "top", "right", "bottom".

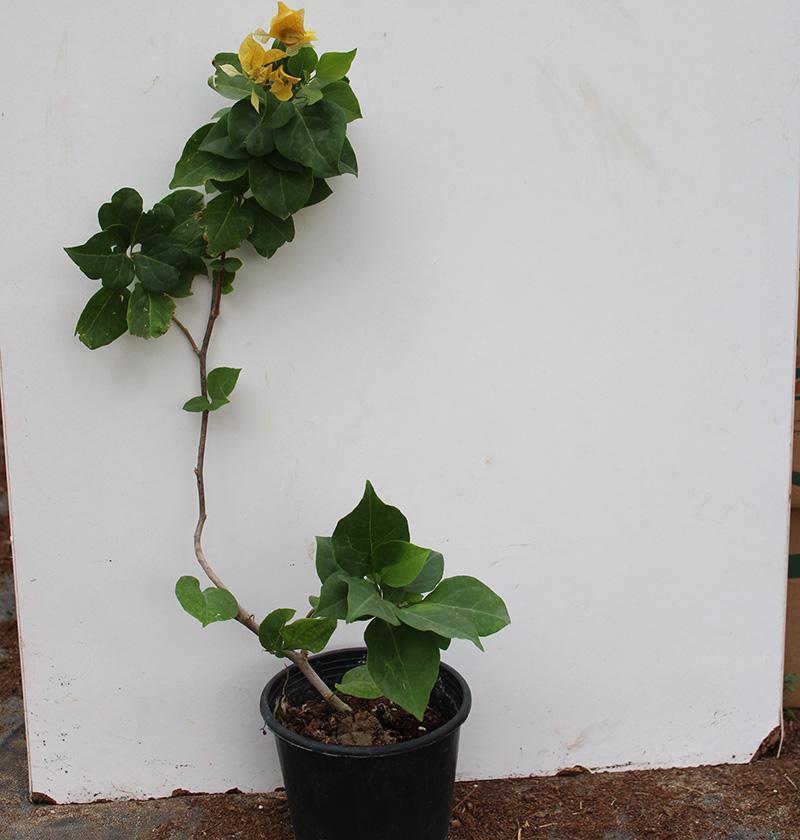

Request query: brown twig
[
  {"left": 184, "top": 259, "right": 351, "bottom": 714},
  {"left": 172, "top": 316, "right": 199, "bottom": 355}
]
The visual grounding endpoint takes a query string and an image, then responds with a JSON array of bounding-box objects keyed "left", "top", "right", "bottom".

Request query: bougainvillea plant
[{"left": 65, "top": 4, "right": 509, "bottom": 721}]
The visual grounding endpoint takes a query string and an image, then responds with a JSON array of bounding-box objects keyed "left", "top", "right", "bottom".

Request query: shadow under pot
[{"left": 261, "top": 646, "right": 472, "bottom": 840}]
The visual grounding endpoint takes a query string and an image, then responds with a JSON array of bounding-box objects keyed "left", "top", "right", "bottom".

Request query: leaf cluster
[
  {"left": 66, "top": 44, "right": 360, "bottom": 351},
  {"left": 270, "top": 482, "right": 510, "bottom": 719}
]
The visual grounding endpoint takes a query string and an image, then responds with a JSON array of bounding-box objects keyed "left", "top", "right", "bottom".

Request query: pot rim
[{"left": 261, "top": 646, "right": 472, "bottom": 758}]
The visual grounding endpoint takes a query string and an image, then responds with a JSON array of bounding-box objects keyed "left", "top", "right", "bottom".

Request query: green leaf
[
  {"left": 228, "top": 98, "right": 275, "bottom": 156},
  {"left": 170, "top": 124, "right": 249, "bottom": 189},
  {"left": 315, "top": 536, "right": 339, "bottom": 582},
  {"left": 373, "top": 541, "right": 431, "bottom": 588},
  {"left": 346, "top": 578, "right": 401, "bottom": 625},
  {"left": 208, "top": 55, "right": 253, "bottom": 101},
  {"left": 210, "top": 171, "right": 251, "bottom": 197},
  {"left": 246, "top": 198, "right": 295, "bottom": 258},
  {"left": 365, "top": 619, "right": 440, "bottom": 720},
  {"left": 171, "top": 255, "right": 207, "bottom": 298},
  {"left": 280, "top": 617, "right": 337, "bottom": 652},
  {"left": 210, "top": 256, "right": 242, "bottom": 273},
  {"left": 183, "top": 396, "right": 213, "bottom": 412},
  {"left": 98, "top": 187, "right": 143, "bottom": 236},
  {"left": 335, "top": 664, "right": 382, "bottom": 699},
  {"left": 175, "top": 576, "right": 239, "bottom": 627},
  {"left": 263, "top": 101, "right": 296, "bottom": 129},
  {"left": 202, "top": 193, "right": 254, "bottom": 256},
  {"left": 249, "top": 156, "right": 313, "bottom": 219},
  {"left": 316, "top": 49, "right": 357, "bottom": 83},
  {"left": 207, "top": 367, "right": 241, "bottom": 401},
  {"left": 65, "top": 232, "right": 133, "bottom": 288},
  {"left": 199, "top": 113, "right": 249, "bottom": 160},
  {"left": 135, "top": 203, "right": 176, "bottom": 242},
  {"left": 314, "top": 570, "right": 350, "bottom": 619},
  {"left": 338, "top": 137, "right": 358, "bottom": 176},
  {"left": 288, "top": 46, "right": 318, "bottom": 78},
  {"left": 274, "top": 101, "right": 346, "bottom": 178},
  {"left": 300, "top": 86, "right": 324, "bottom": 106},
  {"left": 322, "top": 81, "right": 362, "bottom": 121},
  {"left": 332, "top": 480, "right": 410, "bottom": 569},
  {"left": 397, "top": 602, "right": 484, "bottom": 650},
  {"left": 259, "top": 607, "right": 296, "bottom": 653},
  {"left": 305, "top": 178, "right": 332, "bottom": 208},
  {"left": 422, "top": 576, "right": 510, "bottom": 637},
  {"left": 132, "top": 236, "right": 186, "bottom": 292},
  {"left": 75, "top": 287, "right": 130, "bottom": 349},
  {"left": 403, "top": 550, "right": 445, "bottom": 594},
  {"left": 159, "top": 189, "right": 204, "bottom": 223},
  {"left": 126, "top": 284, "right": 175, "bottom": 339}
]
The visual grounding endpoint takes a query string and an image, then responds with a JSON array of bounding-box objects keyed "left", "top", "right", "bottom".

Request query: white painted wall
[{"left": 1, "top": 0, "right": 799, "bottom": 803}]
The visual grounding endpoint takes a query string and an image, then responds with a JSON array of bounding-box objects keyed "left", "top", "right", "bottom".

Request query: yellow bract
[
  {"left": 268, "top": 2, "right": 317, "bottom": 49},
  {"left": 238, "top": 35, "right": 286, "bottom": 84},
  {"left": 269, "top": 66, "right": 301, "bottom": 102}
]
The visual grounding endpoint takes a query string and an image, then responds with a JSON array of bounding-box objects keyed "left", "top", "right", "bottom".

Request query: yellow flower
[
  {"left": 238, "top": 34, "right": 286, "bottom": 84},
  {"left": 269, "top": 66, "right": 301, "bottom": 101},
  {"left": 268, "top": 2, "right": 317, "bottom": 49}
]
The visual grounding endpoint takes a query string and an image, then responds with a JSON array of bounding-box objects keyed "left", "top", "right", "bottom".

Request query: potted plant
[{"left": 65, "top": 6, "right": 510, "bottom": 839}]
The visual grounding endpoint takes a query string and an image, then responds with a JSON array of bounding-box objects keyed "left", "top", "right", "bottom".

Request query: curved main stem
[{"left": 183, "top": 262, "right": 350, "bottom": 713}]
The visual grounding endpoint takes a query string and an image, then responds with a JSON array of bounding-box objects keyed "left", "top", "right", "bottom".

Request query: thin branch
[
  {"left": 172, "top": 316, "right": 200, "bottom": 356},
  {"left": 188, "top": 259, "right": 351, "bottom": 714}
]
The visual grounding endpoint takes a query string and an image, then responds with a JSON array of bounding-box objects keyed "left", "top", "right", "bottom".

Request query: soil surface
[
  {"left": 276, "top": 693, "right": 449, "bottom": 746},
  {"left": 2, "top": 410, "right": 800, "bottom": 838}
]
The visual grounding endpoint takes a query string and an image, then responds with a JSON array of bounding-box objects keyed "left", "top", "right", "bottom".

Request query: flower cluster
[{"left": 220, "top": 2, "right": 317, "bottom": 109}]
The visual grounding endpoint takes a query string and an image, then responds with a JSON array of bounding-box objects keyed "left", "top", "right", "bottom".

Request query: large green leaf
[
  {"left": 135, "top": 203, "right": 176, "bottom": 242},
  {"left": 305, "top": 178, "right": 332, "bottom": 208},
  {"left": 287, "top": 46, "right": 319, "bottom": 78},
  {"left": 322, "top": 81, "right": 362, "bottom": 121},
  {"left": 199, "top": 113, "right": 249, "bottom": 160},
  {"left": 159, "top": 189, "right": 204, "bottom": 222},
  {"left": 245, "top": 198, "right": 295, "bottom": 258},
  {"left": 75, "top": 287, "right": 130, "bottom": 349},
  {"left": 175, "top": 576, "right": 239, "bottom": 627},
  {"left": 397, "top": 602, "right": 483, "bottom": 649},
  {"left": 132, "top": 235, "right": 186, "bottom": 292},
  {"left": 280, "top": 617, "right": 337, "bottom": 652},
  {"left": 403, "top": 550, "right": 445, "bottom": 594},
  {"left": 315, "top": 49, "right": 357, "bottom": 83},
  {"left": 314, "top": 570, "right": 350, "bottom": 619},
  {"left": 332, "top": 481, "right": 410, "bottom": 568},
  {"left": 346, "top": 578, "right": 400, "bottom": 625},
  {"left": 365, "top": 619, "right": 440, "bottom": 720},
  {"left": 422, "top": 576, "right": 510, "bottom": 637},
  {"left": 373, "top": 540, "right": 431, "bottom": 588},
  {"left": 274, "top": 101, "right": 346, "bottom": 178},
  {"left": 338, "top": 137, "right": 358, "bottom": 176},
  {"left": 249, "top": 156, "right": 313, "bottom": 219},
  {"left": 315, "top": 536, "right": 339, "bottom": 582},
  {"left": 98, "top": 187, "right": 143, "bottom": 236},
  {"left": 202, "top": 193, "right": 254, "bottom": 256},
  {"left": 259, "top": 607, "right": 296, "bottom": 653},
  {"left": 65, "top": 232, "right": 133, "bottom": 288},
  {"left": 126, "top": 284, "right": 175, "bottom": 338},
  {"left": 228, "top": 98, "right": 275, "bottom": 156},
  {"left": 335, "top": 664, "right": 382, "bottom": 699},
  {"left": 170, "top": 124, "right": 249, "bottom": 188}
]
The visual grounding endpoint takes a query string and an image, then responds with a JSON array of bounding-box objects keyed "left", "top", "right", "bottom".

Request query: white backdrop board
[{"left": 1, "top": 0, "right": 799, "bottom": 803}]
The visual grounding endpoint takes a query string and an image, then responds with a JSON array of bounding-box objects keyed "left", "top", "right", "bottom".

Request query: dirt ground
[{"left": 2, "top": 412, "right": 800, "bottom": 838}]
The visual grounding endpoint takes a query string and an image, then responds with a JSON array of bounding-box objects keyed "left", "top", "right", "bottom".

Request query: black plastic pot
[{"left": 261, "top": 646, "right": 472, "bottom": 840}]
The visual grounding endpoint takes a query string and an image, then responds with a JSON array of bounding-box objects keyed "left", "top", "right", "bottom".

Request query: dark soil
[{"left": 276, "top": 693, "right": 448, "bottom": 746}]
